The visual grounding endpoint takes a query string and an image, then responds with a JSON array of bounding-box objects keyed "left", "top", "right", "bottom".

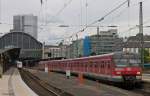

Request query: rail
[{"left": 19, "top": 69, "right": 74, "bottom": 96}]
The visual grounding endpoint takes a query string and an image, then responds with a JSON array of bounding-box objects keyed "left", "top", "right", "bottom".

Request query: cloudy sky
[{"left": 0, "top": 0, "right": 150, "bottom": 45}]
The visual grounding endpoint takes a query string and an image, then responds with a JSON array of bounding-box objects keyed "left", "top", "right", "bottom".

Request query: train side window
[
  {"left": 90, "top": 64, "right": 93, "bottom": 67},
  {"left": 81, "top": 63, "right": 83, "bottom": 67},
  {"left": 108, "top": 61, "right": 110, "bottom": 64},
  {"left": 95, "top": 64, "right": 98, "bottom": 68},
  {"left": 101, "top": 64, "right": 103, "bottom": 68},
  {"left": 108, "top": 64, "right": 110, "bottom": 69},
  {"left": 102, "top": 64, "right": 104, "bottom": 68},
  {"left": 85, "top": 64, "right": 87, "bottom": 68}
]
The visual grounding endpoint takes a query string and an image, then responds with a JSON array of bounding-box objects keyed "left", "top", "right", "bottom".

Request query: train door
[
  {"left": 101, "top": 61, "right": 105, "bottom": 74},
  {"left": 91, "top": 60, "right": 96, "bottom": 73},
  {"left": 97, "top": 60, "right": 101, "bottom": 74},
  {"left": 77, "top": 61, "right": 80, "bottom": 72},
  {"left": 78, "top": 61, "right": 81, "bottom": 72},
  {"left": 69, "top": 61, "right": 72, "bottom": 71},
  {"left": 79, "top": 60, "right": 84, "bottom": 72},
  {"left": 92, "top": 61, "right": 95, "bottom": 73},
  {"left": 82, "top": 62, "right": 85, "bottom": 72},
  {"left": 105, "top": 61, "right": 109, "bottom": 75},
  {"left": 83, "top": 61, "right": 87, "bottom": 72},
  {"left": 74, "top": 61, "right": 77, "bottom": 71},
  {"left": 70, "top": 61, "right": 72, "bottom": 71},
  {"left": 66, "top": 61, "right": 68, "bottom": 70},
  {"left": 89, "top": 61, "right": 93, "bottom": 72},
  {"left": 107, "top": 60, "right": 111, "bottom": 75},
  {"left": 94, "top": 61, "right": 99, "bottom": 73},
  {"left": 71, "top": 61, "right": 74, "bottom": 71},
  {"left": 63, "top": 62, "right": 65, "bottom": 70},
  {"left": 83, "top": 60, "right": 86, "bottom": 72},
  {"left": 104, "top": 61, "right": 107, "bottom": 75}
]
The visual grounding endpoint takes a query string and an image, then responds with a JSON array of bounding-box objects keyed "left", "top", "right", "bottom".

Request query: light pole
[{"left": 139, "top": 2, "right": 144, "bottom": 69}]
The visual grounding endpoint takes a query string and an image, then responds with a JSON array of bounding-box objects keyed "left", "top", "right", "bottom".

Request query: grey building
[
  {"left": 12, "top": 14, "right": 38, "bottom": 39},
  {"left": 89, "top": 29, "right": 123, "bottom": 55},
  {"left": 44, "top": 45, "right": 61, "bottom": 59},
  {"left": 64, "top": 29, "right": 123, "bottom": 59},
  {"left": 65, "top": 39, "right": 83, "bottom": 59},
  {"left": 59, "top": 43, "right": 67, "bottom": 58},
  {"left": 123, "top": 33, "right": 150, "bottom": 54}
]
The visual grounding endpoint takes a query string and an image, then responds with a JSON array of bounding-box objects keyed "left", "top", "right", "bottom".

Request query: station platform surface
[
  {"left": 143, "top": 74, "right": 150, "bottom": 82},
  {"left": 0, "top": 68, "right": 38, "bottom": 96},
  {"left": 27, "top": 69, "right": 142, "bottom": 96}
]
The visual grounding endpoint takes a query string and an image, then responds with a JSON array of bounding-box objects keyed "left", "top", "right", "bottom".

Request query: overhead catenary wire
[
  {"left": 44, "top": 0, "right": 73, "bottom": 26},
  {"left": 62, "top": 0, "right": 150, "bottom": 44},
  {"left": 88, "top": 0, "right": 129, "bottom": 26},
  {"left": 54, "top": 0, "right": 73, "bottom": 18},
  {"left": 120, "top": 17, "right": 150, "bottom": 35},
  {"left": 119, "top": 0, "right": 150, "bottom": 35},
  {"left": 112, "top": 0, "right": 150, "bottom": 37},
  {"left": 60, "top": 0, "right": 130, "bottom": 44},
  {"left": 39, "top": 0, "right": 73, "bottom": 32}
]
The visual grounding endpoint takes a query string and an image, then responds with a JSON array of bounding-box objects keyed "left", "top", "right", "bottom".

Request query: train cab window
[{"left": 113, "top": 52, "right": 140, "bottom": 67}]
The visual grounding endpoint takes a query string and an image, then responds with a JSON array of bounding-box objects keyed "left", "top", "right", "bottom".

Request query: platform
[
  {"left": 143, "top": 74, "right": 150, "bottom": 82},
  {"left": 0, "top": 68, "right": 38, "bottom": 96},
  {"left": 28, "top": 69, "right": 142, "bottom": 96}
]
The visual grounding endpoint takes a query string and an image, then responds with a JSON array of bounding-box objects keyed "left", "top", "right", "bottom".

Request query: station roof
[{"left": 0, "top": 48, "right": 20, "bottom": 54}]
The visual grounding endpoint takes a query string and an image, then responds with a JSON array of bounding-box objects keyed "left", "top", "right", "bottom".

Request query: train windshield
[{"left": 113, "top": 52, "right": 141, "bottom": 67}]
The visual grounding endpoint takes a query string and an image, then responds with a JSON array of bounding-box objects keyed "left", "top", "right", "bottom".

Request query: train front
[{"left": 112, "top": 52, "right": 142, "bottom": 85}]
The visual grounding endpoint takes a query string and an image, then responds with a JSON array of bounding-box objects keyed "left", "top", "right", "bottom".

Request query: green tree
[
  {"left": 144, "top": 49, "right": 150, "bottom": 63},
  {"left": 90, "top": 52, "right": 96, "bottom": 56}
]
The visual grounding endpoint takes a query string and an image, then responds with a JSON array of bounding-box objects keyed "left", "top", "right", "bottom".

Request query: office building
[{"left": 12, "top": 14, "right": 38, "bottom": 39}]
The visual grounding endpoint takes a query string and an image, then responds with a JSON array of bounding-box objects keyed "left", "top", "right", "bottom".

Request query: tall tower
[{"left": 12, "top": 14, "right": 38, "bottom": 39}]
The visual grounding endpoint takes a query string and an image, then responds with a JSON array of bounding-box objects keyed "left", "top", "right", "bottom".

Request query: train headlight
[{"left": 137, "top": 72, "right": 141, "bottom": 75}]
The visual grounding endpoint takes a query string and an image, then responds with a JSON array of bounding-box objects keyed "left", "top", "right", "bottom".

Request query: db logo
[{"left": 127, "top": 68, "right": 131, "bottom": 71}]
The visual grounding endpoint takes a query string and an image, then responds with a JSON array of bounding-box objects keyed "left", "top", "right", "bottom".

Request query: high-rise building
[
  {"left": 62, "top": 29, "right": 123, "bottom": 59},
  {"left": 12, "top": 14, "right": 38, "bottom": 39},
  {"left": 80, "top": 29, "right": 123, "bottom": 56},
  {"left": 88, "top": 29, "right": 123, "bottom": 55}
]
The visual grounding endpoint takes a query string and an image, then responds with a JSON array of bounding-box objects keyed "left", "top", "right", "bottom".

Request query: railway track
[
  {"left": 131, "top": 81, "right": 150, "bottom": 96},
  {"left": 19, "top": 69, "right": 74, "bottom": 96}
]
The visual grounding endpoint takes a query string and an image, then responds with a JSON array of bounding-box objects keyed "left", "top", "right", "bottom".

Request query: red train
[{"left": 39, "top": 52, "right": 142, "bottom": 85}]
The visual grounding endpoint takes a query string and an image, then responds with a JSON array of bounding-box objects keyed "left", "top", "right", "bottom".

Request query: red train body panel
[{"left": 39, "top": 52, "right": 142, "bottom": 83}]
